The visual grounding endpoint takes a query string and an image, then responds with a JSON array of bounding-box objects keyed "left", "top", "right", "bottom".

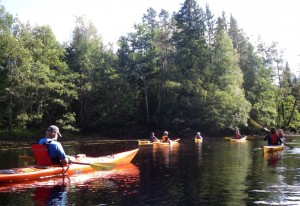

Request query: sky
[{"left": 1, "top": 0, "right": 300, "bottom": 72}]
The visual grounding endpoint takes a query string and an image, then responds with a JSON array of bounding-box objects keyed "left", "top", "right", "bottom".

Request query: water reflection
[
  {"left": 1, "top": 139, "right": 300, "bottom": 205},
  {"left": 33, "top": 185, "right": 67, "bottom": 205},
  {"left": 264, "top": 152, "right": 280, "bottom": 168},
  {"left": 0, "top": 163, "right": 139, "bottom": 205},
  {"left": 152, "top": 143, "right": 179, "bottom": 168}
]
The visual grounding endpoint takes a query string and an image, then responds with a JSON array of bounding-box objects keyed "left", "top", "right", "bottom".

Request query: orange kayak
[
  {"left": 0, "top": 163, "right": 140, "bottom": 192},
  {"left": 0, "top": 148, "right": 139, "bottom": 183}
]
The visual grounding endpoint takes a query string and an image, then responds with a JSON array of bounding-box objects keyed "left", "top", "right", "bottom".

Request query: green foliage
[{"left": 0, "top": 2, "right": 300, "bottom": 136}]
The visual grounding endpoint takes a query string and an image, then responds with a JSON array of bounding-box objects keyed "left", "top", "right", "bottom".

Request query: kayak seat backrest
[{"left": 31, "top": 144, "right": 53, "bottom": 166}]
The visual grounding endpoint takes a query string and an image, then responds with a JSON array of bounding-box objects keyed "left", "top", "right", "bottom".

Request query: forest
[{"left": 0, "top": 0, "right": 299, "bottom": 138}]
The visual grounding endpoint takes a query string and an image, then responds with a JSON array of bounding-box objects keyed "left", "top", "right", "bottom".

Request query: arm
[
  {"left": 278, "top": 135, "right": 283, "bottom": 144},
  {"left": 55, "top": 142, "right": 69, "bottom": 165}
]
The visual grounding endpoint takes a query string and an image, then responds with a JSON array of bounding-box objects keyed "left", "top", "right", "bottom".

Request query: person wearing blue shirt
[
  {"left": 38, "top": 125, "right": 69, "bottom": 165},
  {"left": 149, "top": 132, "right": 159, "bottom": 142}
]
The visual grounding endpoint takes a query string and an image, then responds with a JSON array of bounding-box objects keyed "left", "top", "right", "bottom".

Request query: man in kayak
[
  {"left": 38, "top": 125, "right": 70, "bottom": 165},
  {"left": 195, "top": 132, "right": 203, "bottom": 139},
  {"left": 264, "top": 127, "right": 282, "bottom": 145},
  {"left": 161, "top": 131, "right": 170, "bottom": 143},
  {"left": 149, "top": 132, "right": 159, "bottom": 142}
]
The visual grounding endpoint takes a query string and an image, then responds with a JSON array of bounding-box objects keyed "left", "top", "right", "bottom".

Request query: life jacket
[
  {"left": 278, "top": 132, "right": 284, "bottom": 138},
  {"left": 271, "top": 133, "right": 278, "bottom": 145},
  {"left": 162, "top": 135, "right": 169, "bottom": 142},
  {"left": 31, "top": 143, "right": 53, "bottom": 166}
]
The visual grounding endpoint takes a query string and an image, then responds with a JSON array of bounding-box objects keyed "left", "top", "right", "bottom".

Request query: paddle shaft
[
  {"left": 70, "top": 161, "right": 116, "bottom": 171},
  {"left": 19, "top": 156, "right": 116, "bottom": 171},
  {"left": 282, "top": 141, "right": 293, "bottom": 149}
]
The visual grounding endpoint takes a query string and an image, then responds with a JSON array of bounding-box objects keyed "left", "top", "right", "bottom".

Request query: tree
[
  {"left": 204, "top": 28, "right": 251, "bottom": 129},
  {"left": 117, "top": 20, "right": 161, "bottom": 127}
]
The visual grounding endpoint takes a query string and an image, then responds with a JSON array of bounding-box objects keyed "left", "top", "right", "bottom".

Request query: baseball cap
[{"left": 47, "top": 125, "right": 62, "bottom": 137}]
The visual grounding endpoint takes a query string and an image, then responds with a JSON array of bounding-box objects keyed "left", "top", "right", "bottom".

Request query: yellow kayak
[
  {"left": 263, "top": 144, "right": 284, "bottom": 153},
  {"left": 138, "top": 140, "right": 152, "bottom": 146},
  {"left": 138, "top": 139, "right": 160, "bottom": 146},
  {"left": 229, "top": 136, "right": 247, "bottom": 142},
  {"left": 159, "top": 138, "right": 180, "bottom": 146}
]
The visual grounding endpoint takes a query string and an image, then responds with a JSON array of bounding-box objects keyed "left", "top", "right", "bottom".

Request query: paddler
[
  {"left": 149, "top": 132, "right": 159, "bottom": 142},
  {"left": 195, "top": 132, "right": 203, "bottom": 139},
  {"left": 264, "top": 127, "right": 282, "bottom": 146},
  {"left": 38, "top": 125, "right": 74, "bottom": 165},
  {"left": 278, "top": 129, "right": 287, "bottom": 142},
  {"left": 235, "top": 129, "right": 241, "bottom": 139},
  {"left": 161, "top": 131, "right": 170, "bottom": 143}
]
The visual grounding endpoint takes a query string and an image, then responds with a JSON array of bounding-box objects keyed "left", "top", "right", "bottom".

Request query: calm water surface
[{"left": 0, "top": 137, "right": 299, "bottom": 205}]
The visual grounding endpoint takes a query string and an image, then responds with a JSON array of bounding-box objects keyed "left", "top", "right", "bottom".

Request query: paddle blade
[
  {"left": 89, "top": 162, "right": 117, "bottom": 171},
  {"left": 249, "top": 119, "right": 262, "bottom": 129}
]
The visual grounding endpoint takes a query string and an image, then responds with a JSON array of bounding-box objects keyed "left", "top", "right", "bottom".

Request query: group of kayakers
[
  {"left": 235, "top": 126, "right": 286, "bottom": 146},
  {"left": 149, "top": 131, "right": 171, "bottom": 143},
  {"left": 37, "top": 124, "right": 286, "bottom": 167},
  {"left": 149, "top": 131, "right": 203, "bottom": 143},
  {"left": 264, "top": 127, "right": 285, "bottom": 146}
]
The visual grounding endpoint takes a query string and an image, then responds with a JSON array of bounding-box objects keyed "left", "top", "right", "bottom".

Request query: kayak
[
  {"left": 159, "top": 138, "right": 180, "bottom": 146},
  {"left": 138, "top": 140, "right": 152, "bottom": 146},
  {"left": 263, "top": 144, "right": 284, "bottom": 153},
  {"left": 0, "top": 163, "right": 139, "bottom": 192},
  {"left": 229, "top": 136, "right": 247, "bottom": 142},
  {"left": 0, "top": 148, "right": 139, "bottom": 183},
  {"left": 195, "top": 138, "right": 203, "bottom": 143},
  {"left": 138, "top": 140, "right": 160, "bottom": 146}
]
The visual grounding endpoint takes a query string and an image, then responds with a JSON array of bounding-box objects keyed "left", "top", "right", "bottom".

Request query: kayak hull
[
  {"left": 195, "top": 138, "right": 203, "bottom": 143},
  {"left": 138, "top": 140, "right": 160, "bottom": 146},
  {"left": 159, "top": 139, "right": 180, "bottom": 146},
  {"left": 229, "top": 136, "right": 247, "bottom": 142},
  {"left": 0, "top": 148, "right": 139, "bottom": 183},
  {"left": 263, "top": 144, "right": 284, "bottom": 153},
  {"left": 0, "top": 163, "right": 139, "bottom": 192}
]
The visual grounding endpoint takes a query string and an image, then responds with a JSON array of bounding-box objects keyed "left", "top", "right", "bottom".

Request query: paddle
[
  {"left": 249, "top": 119, "right": 294, "bottom": 149},
  {"left": 18, "top": 156, "right": 116, "bottom": 171},
  {"left": 282, "top": 141, "right": 293, "bottom": 149},
  {"left": 70, "top": 161, "right": 116, "bottom": 171},
  {"left": 249, "top": 119, "right": 269, "bottom": 131}
]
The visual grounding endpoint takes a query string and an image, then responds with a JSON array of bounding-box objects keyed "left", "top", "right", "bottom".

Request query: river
[{"left": 0, "top": 137, "right": 299, "bottom": 205}]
